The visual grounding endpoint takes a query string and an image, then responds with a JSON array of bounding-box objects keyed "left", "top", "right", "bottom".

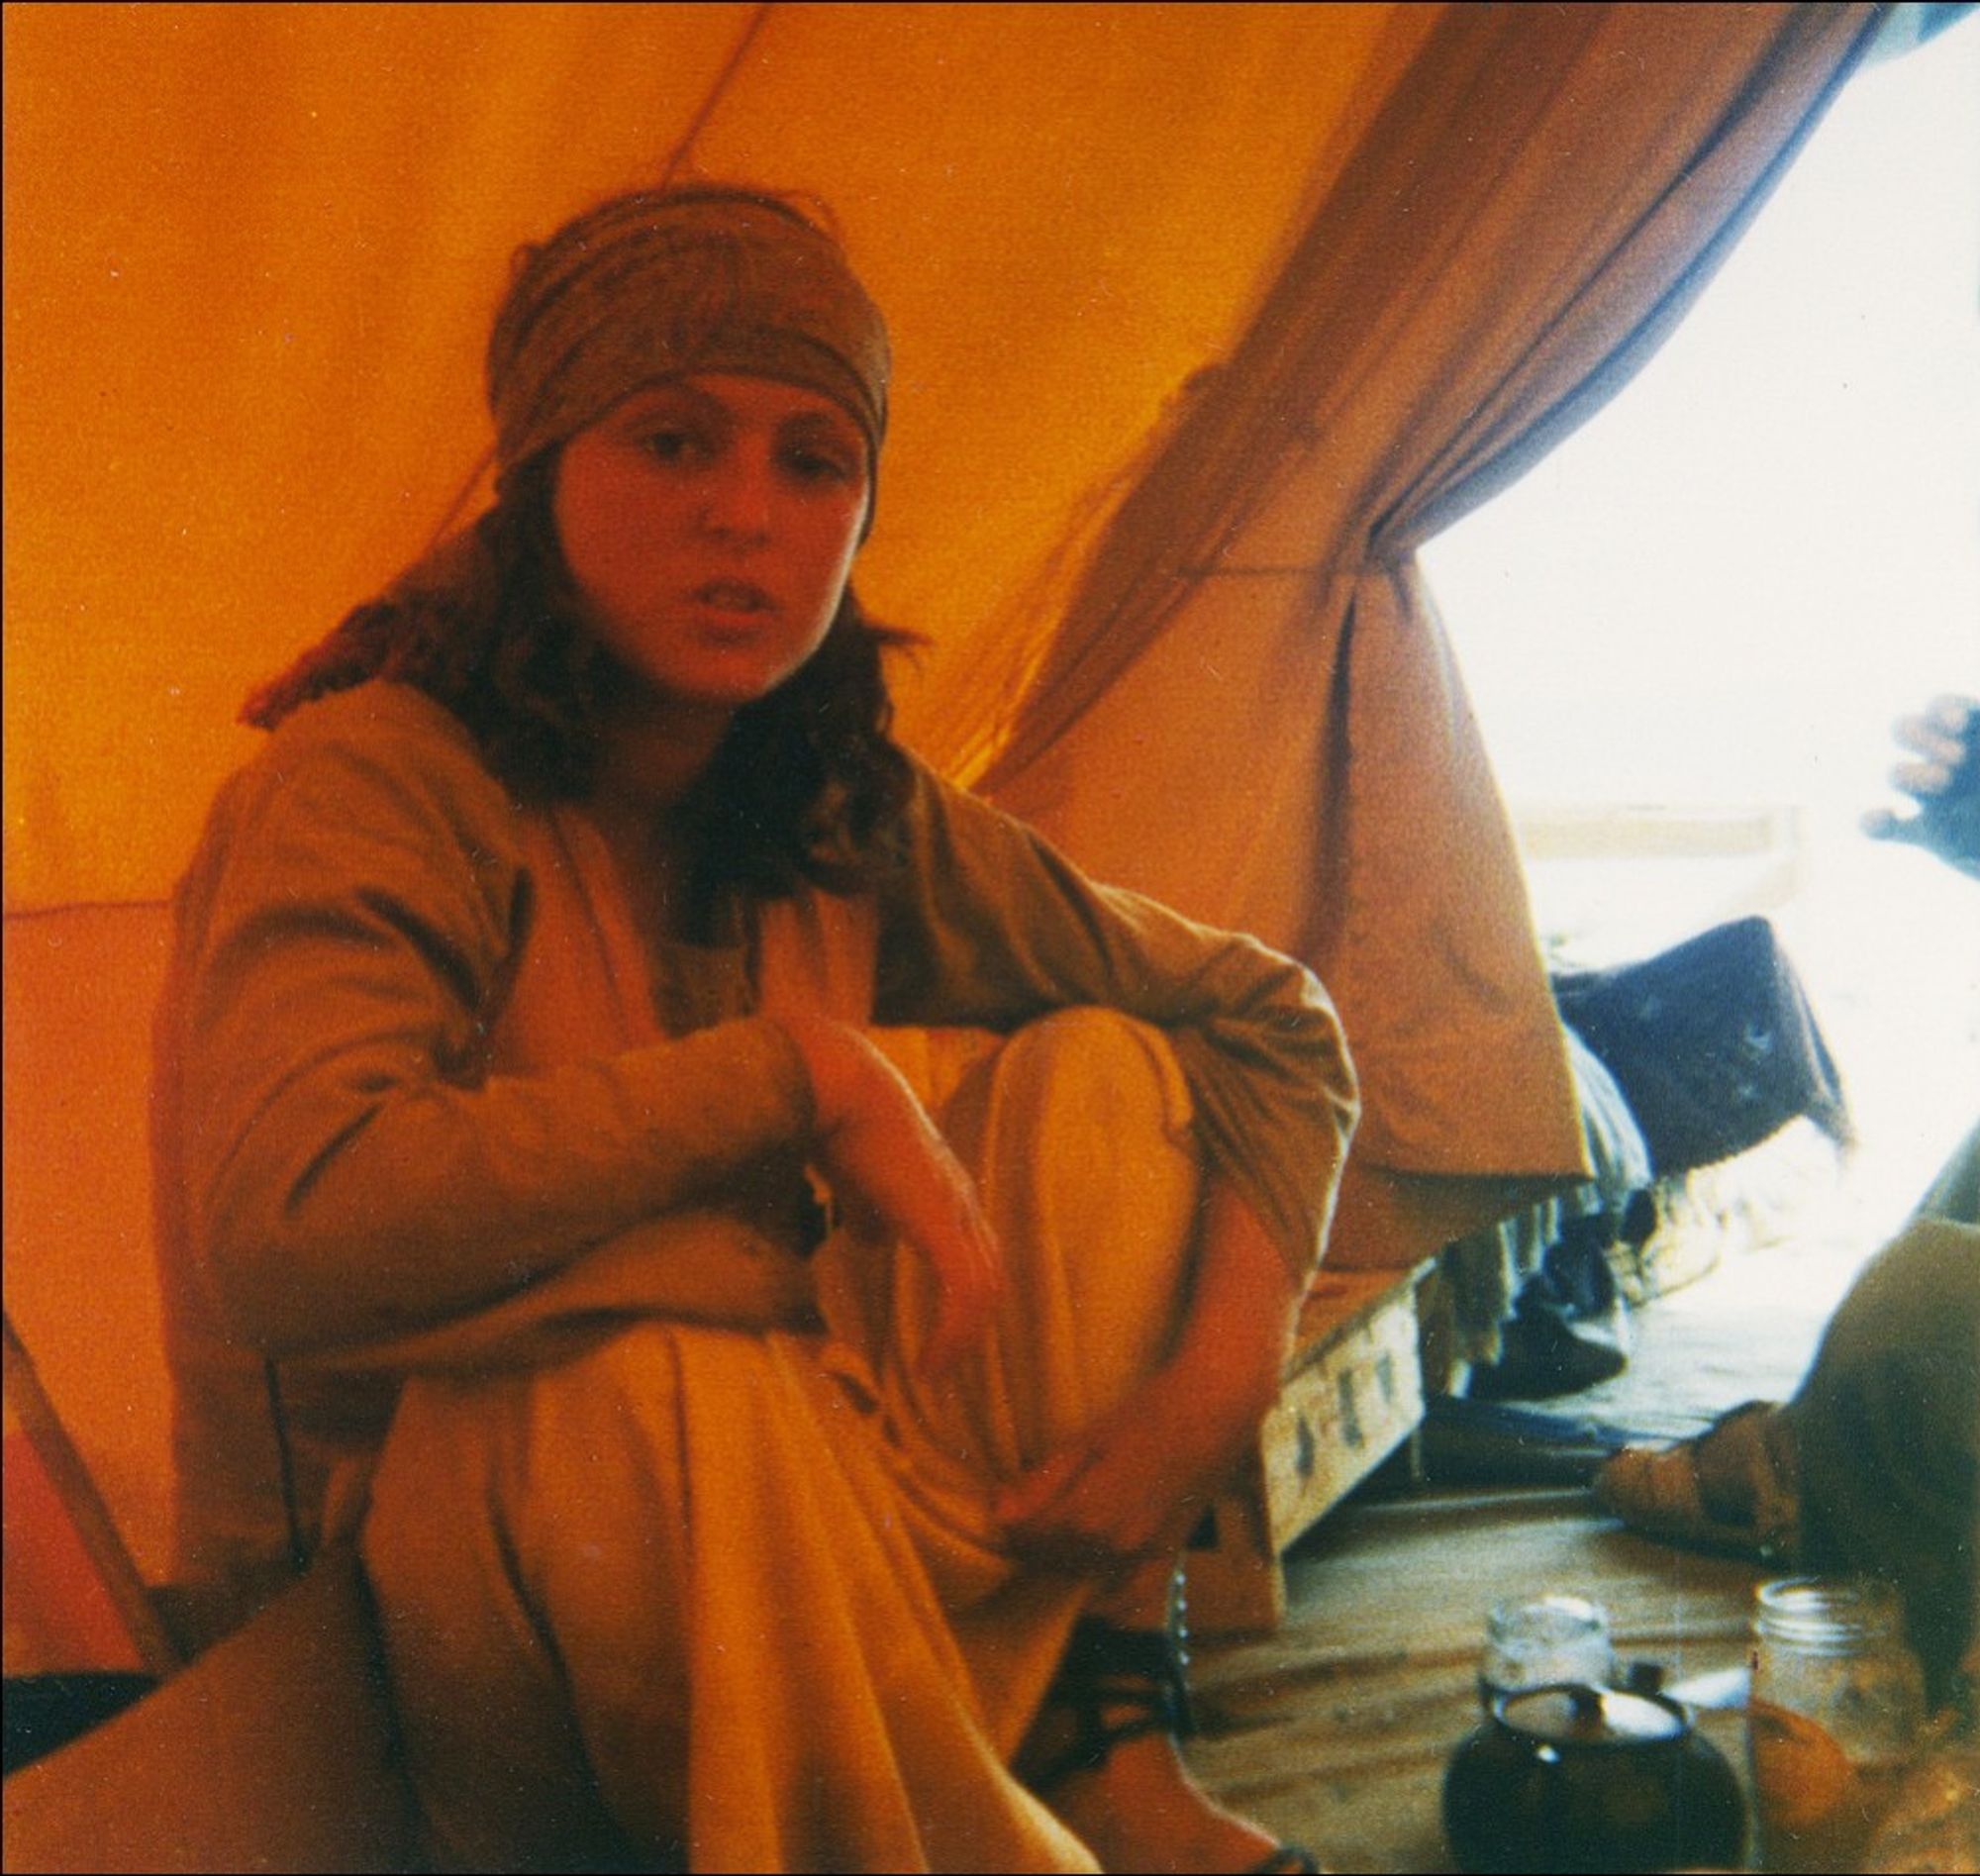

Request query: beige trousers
[{"left": 361, "top": 1010, "right": 1204, "bottom": 1873}]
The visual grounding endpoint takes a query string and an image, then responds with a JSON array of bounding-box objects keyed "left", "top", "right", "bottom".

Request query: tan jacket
[{"left": 153, "top": 680, "right": 1357, "bottom": 1607}]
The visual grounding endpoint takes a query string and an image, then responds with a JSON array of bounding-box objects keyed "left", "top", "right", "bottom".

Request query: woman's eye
[
  {"left": 642, "top": 428, "right": 702, "bottom": 463},
  {"left": 783, "top": 445, "right": 859, "bottom": 486}
]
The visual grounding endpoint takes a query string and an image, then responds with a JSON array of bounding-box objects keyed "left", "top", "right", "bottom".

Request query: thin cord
[
  {"left": 419, "top": 455, "right": 492, "bottom": 561},
  {"left": 417, "top": 2, "right": 778, "bottom": 556},
  {"left": 657, "top": 2, "right": 775, "bottom": 187}
]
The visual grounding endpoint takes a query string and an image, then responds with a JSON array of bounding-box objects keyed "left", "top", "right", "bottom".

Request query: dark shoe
[{"left": 1465, "top": 1307, "right": 1629, "bottom": 1402}]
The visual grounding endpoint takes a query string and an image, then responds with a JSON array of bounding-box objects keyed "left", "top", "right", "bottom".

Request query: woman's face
[{"left": 553, "top": 372, "right": 871, "bottom": 721}]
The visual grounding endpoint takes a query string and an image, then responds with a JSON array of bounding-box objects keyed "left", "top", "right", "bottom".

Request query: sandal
[
  {"left": 1027, "top": 1577, "right": 1324, "bottom": 1875},
  {"left": 1594, "top": 1400, "right": 1801, "bottom": 1560},
  {"left": 1026, "top": 1611, "right": 1200, "bottom": 1791}
]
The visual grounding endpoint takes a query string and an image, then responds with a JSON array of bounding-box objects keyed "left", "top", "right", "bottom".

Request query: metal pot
[{"left": 1442, "top": 1681, "right": 1746, "bottom": 1874}]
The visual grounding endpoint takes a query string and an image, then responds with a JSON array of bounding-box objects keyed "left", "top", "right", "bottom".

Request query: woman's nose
[{"left": 696, "top": 452, "right": 775, "bottom": 543}]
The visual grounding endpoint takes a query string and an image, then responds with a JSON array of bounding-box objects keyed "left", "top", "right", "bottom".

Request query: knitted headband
[{"left": 485, "top": 187, "right": 891, "bottom": 479}]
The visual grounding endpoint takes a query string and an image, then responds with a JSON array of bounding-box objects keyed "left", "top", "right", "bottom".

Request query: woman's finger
[
  {"left": 915, "top": 1179, "right": 1003, "bottom": 1375},
  {"left": 995, "top": 1430, "right": 1183, "bottom": 1573},
  {"left": 788, "top": 1018, "right": 1006, "bottom": 1371},
  {"left": 1002, "top": 1495, "right": 1171, "bottom": 1575}
]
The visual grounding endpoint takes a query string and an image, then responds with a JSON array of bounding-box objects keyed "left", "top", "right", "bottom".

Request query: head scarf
[{"left": 485, "top": 187, "right": 891, "bottom": 483}]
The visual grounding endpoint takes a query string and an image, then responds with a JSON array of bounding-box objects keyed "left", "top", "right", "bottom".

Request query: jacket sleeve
[
  {"left": 871, "top": 761, "right": 1358, "bottom": 1278},
  {"left": 163, "top": 685, "right": 814, "bottom": 1357}
]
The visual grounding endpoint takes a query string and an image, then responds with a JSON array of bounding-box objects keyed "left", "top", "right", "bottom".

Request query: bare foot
[{"left": 1034, "top": 1728, "right": 1308, "bottom": 1874}]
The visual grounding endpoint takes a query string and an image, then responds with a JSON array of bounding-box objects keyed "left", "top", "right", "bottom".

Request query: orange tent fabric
[{"left": 3, "top": 1, "right": 1418, "bottom": 908}]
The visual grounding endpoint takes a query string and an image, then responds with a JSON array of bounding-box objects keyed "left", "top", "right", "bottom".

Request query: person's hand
[
  {"left": 992, "top": 1359, "right": 1262, "bottom": 1578},
  {"left": 1861, "top": 693, "right": 1979, "bottom": 879},
  {"left": 776, "top": 1013, "right": 1003, "bottom": 1375},
  {"left": 995, "top": 1179, "right": 1297, "bottom": 1577}
]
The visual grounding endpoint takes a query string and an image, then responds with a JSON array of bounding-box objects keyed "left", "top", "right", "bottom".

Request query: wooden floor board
[
  {"left": 1185, "top": 1484, "right": 1769, "bottom": 1872},
  {"left": 1177, "top": 1126, "right": 1919, "bottom": 1869}
]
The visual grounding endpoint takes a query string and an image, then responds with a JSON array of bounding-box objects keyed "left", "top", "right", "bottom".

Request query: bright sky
[
  {"left": 1421, "top": 12, "right": 1980, "bottom": 1233},
  {"left": 1423, "top": 12, "right": 1979, "bottom": 823}
]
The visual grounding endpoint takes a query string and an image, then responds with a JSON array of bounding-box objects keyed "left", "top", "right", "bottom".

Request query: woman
[{"left": 152, "top": 184, "right": 1358, "bottom": 1873}]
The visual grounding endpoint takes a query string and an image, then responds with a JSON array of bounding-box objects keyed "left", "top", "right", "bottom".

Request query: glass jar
[
  {"left": 1748, "top": 1575, "right": 1927, "bottom": 1873},
  {"left": 1477, "top": 1592, "right": 1616, "bottom": 1710}
]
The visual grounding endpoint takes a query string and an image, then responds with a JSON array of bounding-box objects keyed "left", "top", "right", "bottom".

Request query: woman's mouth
[{"left": 692, "top": 580, "right": 774, "bottom": 614}]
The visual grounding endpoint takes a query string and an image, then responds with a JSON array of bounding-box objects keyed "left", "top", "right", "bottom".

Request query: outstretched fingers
[{"left": 913, "top": 1151, "right": 1003, "bottom": 1376}]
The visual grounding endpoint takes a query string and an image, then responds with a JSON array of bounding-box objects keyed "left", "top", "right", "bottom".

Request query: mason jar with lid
[
  {"left": 1476, "top": 1592, "right": 1615, "bottom": 1710},
  {"left": 1748, "top": 1575, "right": 1927, "bottom": 1874}
]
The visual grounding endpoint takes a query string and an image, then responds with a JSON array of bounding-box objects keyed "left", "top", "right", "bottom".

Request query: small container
[
  {"left": 1747, "top": 1576, "right": 1927, "bottom": 1873},
  {"left": 1478, "top": 1592, "right": 1616, "bottom": 1709},
  {"left": 1442, "top": 1682, "right": 1746, "bottom": 1874}
]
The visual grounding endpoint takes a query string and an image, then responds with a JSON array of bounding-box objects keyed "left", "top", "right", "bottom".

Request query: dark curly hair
[{"left": 242, "top": 454, "right": 921, "bottom": 916}]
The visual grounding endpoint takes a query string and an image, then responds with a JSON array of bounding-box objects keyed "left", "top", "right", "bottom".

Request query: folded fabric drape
[
  {"left": 1552, "top": 915, "right": 1853, "bottom": 1179},
  {"left": 946, "top": 1, "right": 1884, "bottom": 1268}
]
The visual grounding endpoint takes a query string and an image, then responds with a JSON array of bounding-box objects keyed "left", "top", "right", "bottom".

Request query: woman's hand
[
  {"left": 776, "top": 1013, "right": 1003, "bottom": 1375},
  {"left": 993, "top": 1361, "right": 1266, "bottom": 1576},
  {"left": 996, "top": 1180, "right": 1300, "bottom": 1577}
]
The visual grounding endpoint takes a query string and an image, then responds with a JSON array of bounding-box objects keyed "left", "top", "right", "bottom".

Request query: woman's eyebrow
[
  {"left": 614, "top": 383, "right": 721, "bottom": 423},
  {"left": 781, "top": 408, "right": 861, "bottom": 442}
]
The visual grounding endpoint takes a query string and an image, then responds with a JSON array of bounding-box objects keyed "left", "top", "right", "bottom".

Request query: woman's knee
[
  {"left": 365, "top": 1322, "right": 700, "bottom": 1626},
  {"left": 363, "top": 1325, "right": 715, "bottom": 1864},
  {"left": 964, "top": 1011, "right": 1205, "bottom": 1359},
  {"left": 990, "top": 1008, "right": 1196, "bottom": 1147}
]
